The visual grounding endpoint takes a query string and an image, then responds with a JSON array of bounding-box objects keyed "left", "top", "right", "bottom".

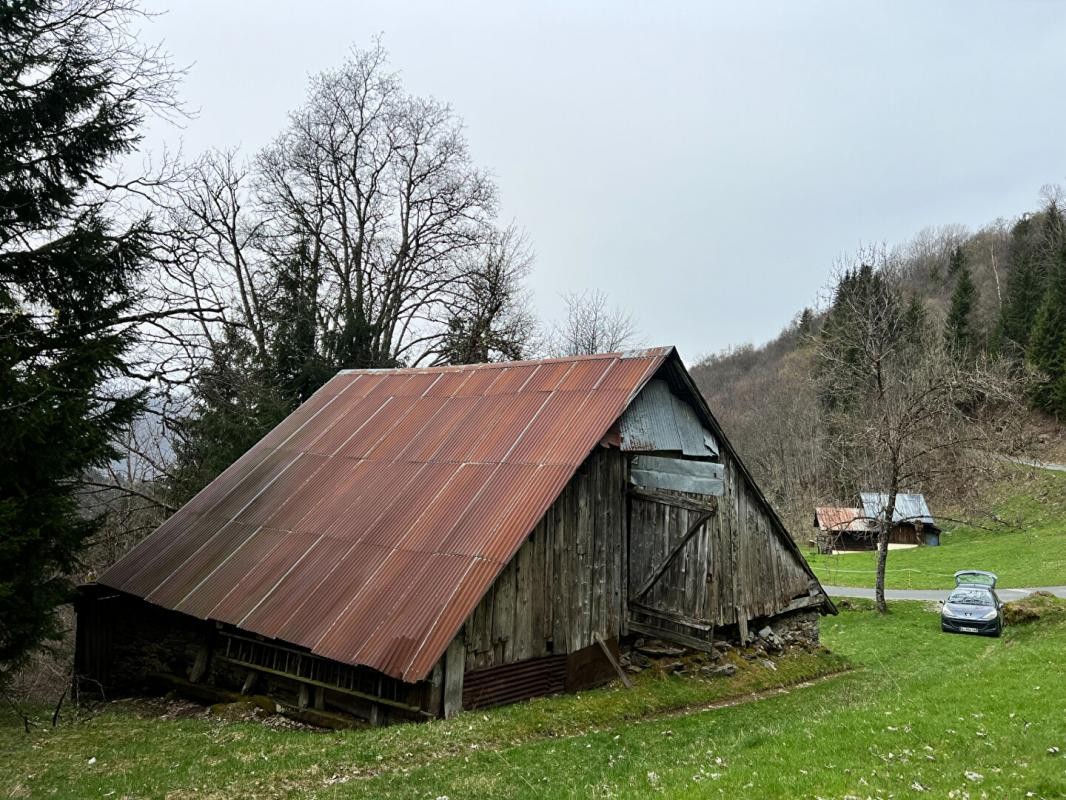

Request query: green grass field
[
  {"left": 809, "top": 467, "right": 1066, "bottom": 590},
  {"left": 4, "top": 598, "right": 1066, "bottom": 799}
]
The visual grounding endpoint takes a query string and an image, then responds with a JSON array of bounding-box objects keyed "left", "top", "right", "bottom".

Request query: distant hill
[{"left": 690, "top": 195, "right": 1066, "bottom": 538}]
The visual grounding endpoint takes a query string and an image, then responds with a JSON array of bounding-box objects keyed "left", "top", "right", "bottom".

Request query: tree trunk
[
  {"left": 874, "top": 489, "right": 898, "bottom": 614},
  {"left": 874, "top": 525, "right": 890, "bottom": 613}
]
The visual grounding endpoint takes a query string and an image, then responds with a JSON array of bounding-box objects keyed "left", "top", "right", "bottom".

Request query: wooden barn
[
  {"left": 76, "top": 347, "right": 834, "bottom": 723},
  {"left": 860, "top": 492, "right": 941, "bottom": 548},
  {"left": 814, "top": 493, "right": 940, "bottom": 553},
  {"left": 812, "top": 506, "right": 875, "bottom": 553}
]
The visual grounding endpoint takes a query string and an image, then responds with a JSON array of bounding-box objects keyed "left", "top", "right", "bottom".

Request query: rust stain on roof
[
  {"left": 814, "top": 506, "right": 873, "bottom": 533},
  {"left": 99, "top": 349, "right": 671, "bottom": 682}
]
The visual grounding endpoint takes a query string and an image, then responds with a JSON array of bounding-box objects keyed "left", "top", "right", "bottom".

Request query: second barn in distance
[{"left": 814, "top": 492, "right": 940, "bottom": 553}]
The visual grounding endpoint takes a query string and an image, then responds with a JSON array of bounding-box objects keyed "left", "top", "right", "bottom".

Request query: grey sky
[{"left": 140, "top": 0, "right": 1066, "bottom": 362}]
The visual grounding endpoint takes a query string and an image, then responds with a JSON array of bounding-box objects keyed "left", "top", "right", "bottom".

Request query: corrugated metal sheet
[
  {"left": 462, "top": 654, "right": 567, "bottom": 710},
  {"left": 98, "top": 349, "right": 671, "bottom": 683},
  {"left": 629, "top": 455, "right": 725, "bottom": 495},
  {"left": 814, "top": 506, "right": 872, "bottom": 533},
  {"left": 618, "top": 379, "right": 719, "bottom": 457},
  {"left": 860, "top": 492, "right": 937, "bottom": 528}
]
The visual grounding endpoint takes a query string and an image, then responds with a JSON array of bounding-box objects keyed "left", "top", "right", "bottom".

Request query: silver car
[{"left": 941, "top": 570, "right": 1002, "bottom": 637}]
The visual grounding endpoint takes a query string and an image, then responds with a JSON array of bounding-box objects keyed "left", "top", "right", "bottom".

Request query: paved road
[
  {"left": 1002, "top": 455, "right": 1066, "bottom": 472},
  {"left": 824, "top": 585, "right": 1066, "bottom": 601}
]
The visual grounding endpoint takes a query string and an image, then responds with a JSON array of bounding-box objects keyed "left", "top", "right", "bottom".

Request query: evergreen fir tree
[
  {"left": 945, "top": 264, "right": 977, "bottom": 355},
  {"left": 1027, "top": 248, "right": 1066, "bottom": 418},
  {"left": 0, "top": 0, "right": 165, "bottom": 683}
]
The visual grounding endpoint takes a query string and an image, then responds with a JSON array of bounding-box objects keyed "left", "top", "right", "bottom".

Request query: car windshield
[{"left": 947, "top": 588, "right": 993, "bottom": 606}]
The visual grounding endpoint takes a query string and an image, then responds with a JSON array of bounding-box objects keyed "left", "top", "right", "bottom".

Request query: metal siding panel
[
  {"left": 557, "top": 358, "right": 614, "bottom": 391},
  {"left": 238, "top": 535, "right": 353, "bottom": 637},
  {"left": 175, "top": 526, "right": 290, "bottom": 619},
  {"left": 302, "top": 394, "right": 392, "bottom": 456},
  {"left": 393, "top": 396, "right": 481, "bottom": 462},
  {"left": 271, "top": 541, "right": 393, "bottom": 647},
  {"left": 144, "top": 521, "right": 260, "bottom": 608},
  {"left": 205, "top": 529, "right": 321, "bottom": 624},
  {"left": 483, "top": 365, "right": 538, "bottom": 394},
  {"left": 364, "top": 396, "right": 450, "bottom": 461}
]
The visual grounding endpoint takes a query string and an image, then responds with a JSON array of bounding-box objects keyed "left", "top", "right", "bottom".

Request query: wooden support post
[
  {"left": 297, "top": 683, "right": 310, "bottom": 710},
  {"left": 189, "top": 643, "right": 210, "bottom": 684},
  {"left": 443, "top": 636, "right": 465, "bottom": 719},
  {"left": 427, "top": 662, "right": 443, "bottom": 717},
  {"left": 594, "top": 634, "right": 632, "bottom": 689},
  {"left": 313, "top": 686, "right": 325, "bottom": 710},
  {"left": 240, "top": 670, "right": 257, "bottom": 695}
]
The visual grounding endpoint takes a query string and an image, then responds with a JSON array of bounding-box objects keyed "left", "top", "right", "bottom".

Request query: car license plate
[{"left": 961, "top": 626, "right": 978, "bottom": 633}]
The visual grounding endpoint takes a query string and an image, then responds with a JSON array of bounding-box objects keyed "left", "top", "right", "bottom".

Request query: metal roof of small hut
[
  {"left": 813, "top": 506, "right": 874, "bottom": 533},
  {"left": 860, "top": 492, "right": 939, "bottom": 531}
]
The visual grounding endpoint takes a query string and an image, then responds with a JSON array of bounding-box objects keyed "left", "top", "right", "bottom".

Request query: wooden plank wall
[
  {"left": 630, "top": 450, "right": 812, "bottom": 630},
  {"left": 462, "top": 447, "right": 627, "bottom": 672}
]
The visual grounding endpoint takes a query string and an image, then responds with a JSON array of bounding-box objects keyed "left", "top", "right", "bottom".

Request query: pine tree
[
  {"left": 0, "top": 0, "right": 170, "bottom": 685},
  {"left": 999, "top": 203, "right": 1065, "bottom": 350},
  {"left": 1027, "top": 248, "right": 1066, "bottom": 418},
  {"left": 945, "top": 264, "right": 977, "bottom": 355}
]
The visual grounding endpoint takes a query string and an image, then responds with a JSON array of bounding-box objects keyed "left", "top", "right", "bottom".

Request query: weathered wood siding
[
  {"left": 629, "top": 450, "right": 812, "bottom": 631},
  {"left": 462, "top": 446, "right": 626, "bottom": 671}
]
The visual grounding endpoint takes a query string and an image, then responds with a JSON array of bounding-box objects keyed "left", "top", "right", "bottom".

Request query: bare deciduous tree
[
  {"left": 816, "top": 250, "right": 1031, "bottom": 612},
  {"left": 549, "top": 289, "right": 638, "bottom": 356}
]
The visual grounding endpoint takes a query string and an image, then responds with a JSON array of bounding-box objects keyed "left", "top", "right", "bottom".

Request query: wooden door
[{"left": 626, "top": 488, "right": 718, "bottom": 650}]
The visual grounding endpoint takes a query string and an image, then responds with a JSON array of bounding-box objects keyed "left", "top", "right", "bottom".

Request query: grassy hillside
[
  {"left": 810, "top": 466, "right": 1066, "bottom": 590},
  {"left": 5, "top": 599, "right": 1066, "bottom": 798}
]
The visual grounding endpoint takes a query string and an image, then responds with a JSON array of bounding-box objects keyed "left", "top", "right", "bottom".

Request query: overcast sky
[{"left": 140, "top": 0, "right": 1066, "bottom": 363}]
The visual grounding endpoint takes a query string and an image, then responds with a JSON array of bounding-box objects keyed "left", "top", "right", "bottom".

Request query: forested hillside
[{"left": 692, "top": 194, "right": 1066, "bottom": 535}]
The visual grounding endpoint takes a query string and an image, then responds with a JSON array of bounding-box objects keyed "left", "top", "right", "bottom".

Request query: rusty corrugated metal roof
[
  {"left": 99, "top": 349, "right": 671, "bottom": 683},
  {"left": 814, "top": 506, "right": 872, "bottom": 533}
]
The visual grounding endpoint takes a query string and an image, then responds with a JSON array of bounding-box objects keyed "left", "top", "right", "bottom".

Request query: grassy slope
[
  {"left": 808, "top": 467, "right": 1066, "bottom": 590},
  {"left": 1, "top": 649, "right": 845, "bottom": 799},
  {"left": 5, "top": 601, "right": 1066, "bottom": 799}
]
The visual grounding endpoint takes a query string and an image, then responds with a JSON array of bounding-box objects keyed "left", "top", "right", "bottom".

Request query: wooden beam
[
  {"left": 628, "top": 602, "right": 714, "bottom": 631},
  {"left": 626, "top": 621, "right": 719, "bottom": 654},
  {"left": 594, "top": 634, "right": 632, "bottom": 689},
  {"left": 443, "top": 636, "right": 465, "bottom": 719},
  {"left": 216, "top": 654, "right": 429, "bottom": 716},
  {"left": 630, "top": 511, "right": 712, "bottom": 601},
  {"left": 628, "top": 487, "right": 718, "bottom": 514}
]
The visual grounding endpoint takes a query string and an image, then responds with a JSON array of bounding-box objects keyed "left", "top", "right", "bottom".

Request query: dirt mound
[{"left": 1002, "top": 591, "right": 1066, "bottom": 625}]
